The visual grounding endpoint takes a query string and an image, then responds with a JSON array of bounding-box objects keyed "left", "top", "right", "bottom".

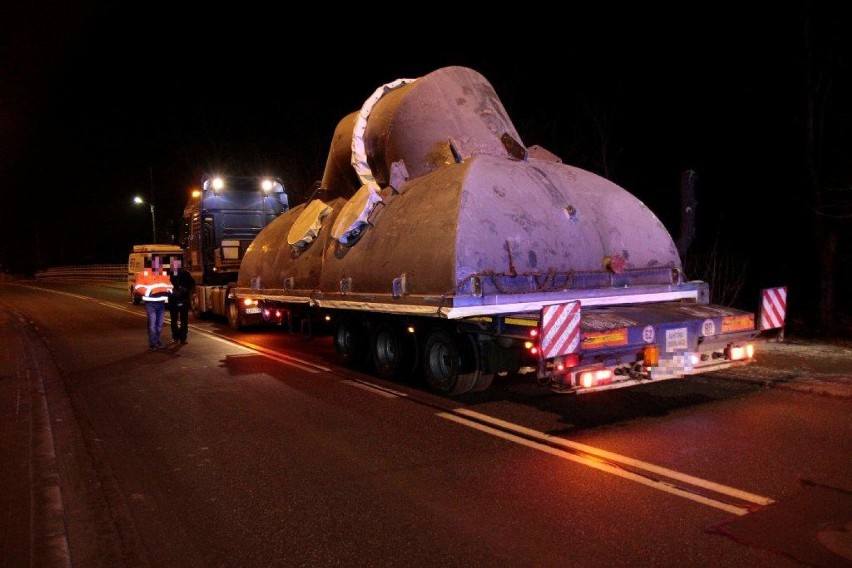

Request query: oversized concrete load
[
  {"left": 230, "top": 66, "right": 781, "bottom": 396},
  {"left": 240, "top": 66, "right": 682, "bottom": 313}
]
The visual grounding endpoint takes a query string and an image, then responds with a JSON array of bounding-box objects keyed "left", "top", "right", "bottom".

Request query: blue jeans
[{"left": 144, "top": 300, "right": 167, "bottom": 348}]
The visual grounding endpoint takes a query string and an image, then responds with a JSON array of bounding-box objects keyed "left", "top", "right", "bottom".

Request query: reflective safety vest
[{"left": 134, "top": 270, "right": 173, "bottom": 302}]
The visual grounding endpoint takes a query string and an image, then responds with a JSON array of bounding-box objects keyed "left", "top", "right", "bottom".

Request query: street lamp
[{"left": 133, "top": 195, "right": 156, "bottom": 242}]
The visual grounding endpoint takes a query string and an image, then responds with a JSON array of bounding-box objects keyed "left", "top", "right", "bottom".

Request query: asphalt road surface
[{"left": 1, "top": 281, "right": 851, "bottom": 567}]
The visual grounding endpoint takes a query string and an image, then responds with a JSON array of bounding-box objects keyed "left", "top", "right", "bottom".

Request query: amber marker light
[{"left": 643, "top": 345, "right": 659, "bottom": 366}]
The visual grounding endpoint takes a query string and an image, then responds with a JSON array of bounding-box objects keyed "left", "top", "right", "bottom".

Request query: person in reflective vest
[{"left": 134, "top": 255, "right": 174, "bottom": 350}]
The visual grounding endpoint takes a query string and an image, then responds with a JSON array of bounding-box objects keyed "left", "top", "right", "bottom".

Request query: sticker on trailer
[
  {"left": 760, "top": 287, "right": 787, "bottom": 330},
  {"left": 504, "top": 317, "right": 535, "bottom": 327},
  {"left": 582, "top": 328, "right": 628, "bottom": 349},
  {"left": 642, "top": 325, "right": 655, "bottom": 344},
  {"left": 722, "top": 314, "right": 755, "bottom": 333},
  {"left": 539, "top": 301, "right": 581, "bottom": 359},
  {"left": 665, "top": 328, "right": 688, "bottom": 352},
  {"left": 702, "top": 319, "right": 716, "bottom": 337}
]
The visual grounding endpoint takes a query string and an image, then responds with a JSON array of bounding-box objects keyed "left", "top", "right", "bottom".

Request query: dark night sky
[{"left": 2, "top": 5, "right": 850, "bottom": 327}]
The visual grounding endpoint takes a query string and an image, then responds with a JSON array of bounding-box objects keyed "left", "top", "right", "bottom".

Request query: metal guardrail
[{"left": 35, "top": 264, "right": 127, "bottom": 282}]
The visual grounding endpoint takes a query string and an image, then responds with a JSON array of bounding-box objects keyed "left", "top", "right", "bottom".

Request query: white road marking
[
  {"left": 342, "top": 380, "right": 406, "bottom": 398},
  {"left": 27, "top": 285, "right": 329, "bottom": 373},
  {"left": 100, "top": 301, "right": 143, "bottom": 313},
  {"left": 229, "top": 338, "right": 331, "bottom": 373},
  {"left": 455, "top": 409, "right": 774, "bottom": 506},
  {"left": 18, "top": 284, "right": 91, "bottom": 301},
  {"left": 438, "top": 408, "right": 774, "bottom": 516},
  {"left": 438, "top": 412, "right": 753, "bottom": 515}
]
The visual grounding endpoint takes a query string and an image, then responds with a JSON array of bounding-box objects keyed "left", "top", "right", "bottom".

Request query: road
[{"left": 1, "top": 281, "right": 851, "bottom": 567}]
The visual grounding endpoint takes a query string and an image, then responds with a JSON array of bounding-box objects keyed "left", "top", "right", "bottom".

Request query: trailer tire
[
  {"left": 227, "top": 301, "right": 243, "bottom": 331},
  {"left": 422, "top": 329, "right": 478, "bottom": 396},
  {"left": 371, "top": 321, "right": 418, "bottom": 381},
  {"left": 334, "top": 318, "right": 370, "bottom": 367},
  {"left": 469, "top": 372, "right": 495, "bottom": 393},
  {"left": 190, "top": 289, "right": 207, "bottom": 320}
]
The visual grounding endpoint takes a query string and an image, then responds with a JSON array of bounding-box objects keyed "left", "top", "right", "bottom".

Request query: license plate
[{"left": 245, "top": 307, "right": 261, "bottom": 314}]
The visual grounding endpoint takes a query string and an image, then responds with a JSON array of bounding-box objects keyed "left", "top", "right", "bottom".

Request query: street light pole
[
  {"left": 134, "top": 196, "right": 156, "bottom": 242},
  {"left": 149, "top": 203, "right": 157, "bottom": 242},
  {"left": 148, "top": 166, "right": 156, "bottom": 243}
]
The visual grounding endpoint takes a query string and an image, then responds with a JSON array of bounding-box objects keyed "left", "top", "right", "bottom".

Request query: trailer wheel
[
  {"left": 227, "top": 301, "right": 243, "bottom": 331},
  {"left": 334, "top": 318, "right": 369, "bottom": 367},
  {"left": 468, "top": 372, "right": 495, "bottom": 393},
  {"left": 190, "top": 289, "right": 206, "bottom": 320},
  {"left": 422, "top": 329, "right": 478, "bottom": 396},
  {"left": 371, "top": 321, "right": 417, "bottom": 381}
]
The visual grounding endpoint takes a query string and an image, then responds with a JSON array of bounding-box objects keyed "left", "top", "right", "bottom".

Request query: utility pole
[{"left": 149, "top": 166, "right": 156, "bottom": 242}]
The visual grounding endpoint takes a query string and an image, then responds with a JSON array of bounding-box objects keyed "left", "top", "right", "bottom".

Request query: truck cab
[{"left": 179, "top": 174, "right": 288, "bottom": 319}]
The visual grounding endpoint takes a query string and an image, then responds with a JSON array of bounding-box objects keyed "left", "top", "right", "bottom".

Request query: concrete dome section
[
  {"left": 312, "top": 155, "right": 680, "bottom": 302},
  {"left": 454, "top": 156, "right": 681, "bottom": 296},
  {"left": 317, "top": 162, "right": 466, "bottom": 298},
  {"left": 320, "top": 112, "right": 361, "bottom": 200},
  {"left": 240, "top": 64, "right": 680, "bottom": 311},
  {"left": 319, "top": 66, "right": 523, "bottom": 200},
  {"left": 240, "top": 197, "right": 348, "bottom": 292},
  {"left": 363, "top": 66, "right": 523, "bottom": 188}
]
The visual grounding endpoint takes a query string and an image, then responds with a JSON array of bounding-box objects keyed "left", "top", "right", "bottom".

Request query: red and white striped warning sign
[
  {"left": 760, "top": 287, "right": 787, "bottom": 330},
  {"left": 540, "top": 301, "right": 581, "bottom": 359}
]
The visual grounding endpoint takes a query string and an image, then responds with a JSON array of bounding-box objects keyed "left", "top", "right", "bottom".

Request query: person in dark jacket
[{"left": 168, "top": 267, "right": 196, "bottom": 344}]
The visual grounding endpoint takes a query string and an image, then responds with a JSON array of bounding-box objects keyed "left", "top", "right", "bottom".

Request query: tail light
[
  {"left": 727, "top": 343, "right": 755, "bottom": 361},
  {"left": 525, "top": 327, "right": 540, "bottom": 355},
  {"left": 577, "top": 368, "right": 613, "bottom": 388}
]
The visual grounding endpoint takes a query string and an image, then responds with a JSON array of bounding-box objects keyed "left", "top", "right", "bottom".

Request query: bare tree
[{"left": 802, "top": 9, "right": 845, "bottom": 333}]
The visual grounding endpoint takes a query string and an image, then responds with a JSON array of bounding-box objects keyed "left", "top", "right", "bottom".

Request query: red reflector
[{"left": 563, "top": 353, "right": 580, "bottom": 368}]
